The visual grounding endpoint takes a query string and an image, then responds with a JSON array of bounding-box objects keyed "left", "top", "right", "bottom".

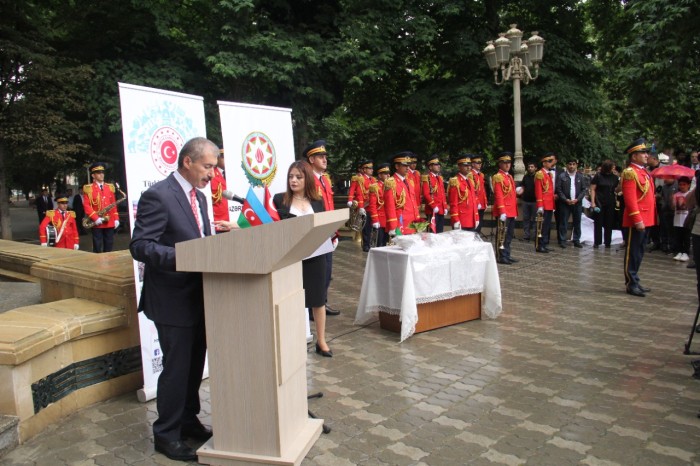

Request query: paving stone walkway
[{"left": 3, "top": 232, "right": 700, "bottom": 465}]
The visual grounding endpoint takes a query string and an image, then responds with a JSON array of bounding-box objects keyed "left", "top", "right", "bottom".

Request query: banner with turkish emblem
[
  {"left": 118, "top": 82, "right": 210, "bottom": 402},
  {"left": 217, "top": 101, "right": 296, "bottom": 222}
]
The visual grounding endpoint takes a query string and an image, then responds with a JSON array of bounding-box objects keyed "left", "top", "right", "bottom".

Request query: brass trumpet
[
  {"left": 535, "top": 210, "right": 543, "bottom": 250},
  {"left": 369, "top": 227, "right": 379, "bottom": 248},
  {"left": 495, "top": 218, "right": 506, "bottom": 255}
]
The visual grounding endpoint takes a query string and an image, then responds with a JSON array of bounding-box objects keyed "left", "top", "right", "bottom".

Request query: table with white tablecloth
[{"left": 355, "top": 230, "right": 502, "bottom": 342}]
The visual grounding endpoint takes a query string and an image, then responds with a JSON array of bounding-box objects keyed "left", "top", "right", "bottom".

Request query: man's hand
[
  {"left": 372, "top": 222, "right": 380, "bottom": 229},
  {"left": 453, "top": 222, "right": 461, "bottom": 230},
  {"left": 475, "top": 221, "right": 480, "bottom": 229},
  {"left": 114, "top": 220, "right": 120, "bottom": 229},
  {"left": 347, "top": 201, "right": 353, "bottom": 207},
  {"left": 389, "top": 229, "right": 397, "bottom": 237},
  {"left": 359, "top": 207, "right": 366, "bottom": 215},
  {"left": 499, "top": 214, "right": 506, "bottom": 222},
  {"left": 537, "top": 207, "right": 544, "bottom": 214},
  {"left": 477, "top": 204, "right": 482, "bottom": 210},
  {"left": 94, "top": 217, "right": 104, "bottom": 226},
  {"left": 635, "top": 221, "right": 645, "bottom": 231},
  {"left": 433, "top": 206, "right": 439, "bottom": 214},
  {"left": 74, "top": 244, "right": 80, "bottom": 250}
]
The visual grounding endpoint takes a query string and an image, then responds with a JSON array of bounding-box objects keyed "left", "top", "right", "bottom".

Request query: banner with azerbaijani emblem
[
  {"left": 217, "top": 101, "right": 296, "bottom": 222},
  {"left": 118, "top": 82, "right": 209, "bottom": 402}
]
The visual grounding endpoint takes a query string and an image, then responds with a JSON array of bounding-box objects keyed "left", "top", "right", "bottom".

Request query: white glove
[
  {"left": 372, "top": 222, "right": 380, "bottom": 229},
  {"left": 347, "top": 201, "right": 353, "bottom": 207},
  {"left": 537, "top": 207, "right": 544, "bottom": 214},
  {"left": 389, "top": 230, "right": 397, "bottom": 237},
  {"left": 332, "top": 237, "right": 338, "bottom": 249},
  {"left": 73, "top": 244, "right": 79, "bottom": 250},
  {"left": 359, "top": 207, "right": 366, "bottom": 215},
  {"left": 94, "top": 217, "right": 104, "bottom": 226},
  {"left": 433, "top": 206, "right": 439, "bottom": 214},
  {"left": 444, "top": 207, "right": 449, "bottom": 214},
  {"left": 114, "top": 220, "right": 120, "bottom": 229},
  {"left": 477, "top": 204, "right": 482, "bottom": 210},
  {"left": 475, "top": 221, "right": 480, "bottom": 229},
  {"left": 41, "top": 243, "right": 47, "bottom": 247},
  {"left": 499, "top": 213, "right": 506, "bottom": 222},
  {"left": 516, "top": 186, "right": 524, "bottom": 195},
  {"left": 453, "top": 222, "right": 461, "bottom": 230}
]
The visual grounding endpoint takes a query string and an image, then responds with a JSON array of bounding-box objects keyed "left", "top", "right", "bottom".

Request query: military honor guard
[
  {"left": 534, "top": 153, "right": 556, "bottom": 252},
  {"left": 492, "top": 152, "right": 519, "bottom": 264},
  {"left": 304, "top": 140, "right": 341, "bottom": 316},
  {"left": 384, "top": 152, "right": 420, "bottom": 237},
  {"left": 421, "top": 155, "right": 448, "bottom": 233},
  {"left": 408, "top": 154, "right": 422, "bottom": 208},
  {"left": 347, "top": 160, "right": 375, "bottom": 251},
  {"left": 39, "top": 194, "right": 80, "bottom": 250},
  {"left": 210, "top": 148, "right": 230, "bottom": 227},
  {"left": 621, "top": 138, "right": 656, "bottom": 297},
  {"left": 82, "top": 163, "right": 120, "bottom": 253},
  {"left": 448, "top": 155, "right": 480, "bottom": 231},
  {"left": 368, "top": 163, "right": 390, "bottom": 247},
  {"left": 471, "top": 155, "right": 488, "bottom": 234}
]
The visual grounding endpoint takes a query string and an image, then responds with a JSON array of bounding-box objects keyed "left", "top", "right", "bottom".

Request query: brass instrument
[
  {"left": 495, "top": 218, "right": 506, "bottom": 255},
  {"left": 346, "top": 204, "right": 367, "bottom": 232},
  {"left": 83, "top": 183, "right": 127, "bottom": 229},
  {"left": 535, "top": 211, "right": 544, "bottom": 249},
  {"left": 369, "top": 227, "right": 379, "bottom": 248}
]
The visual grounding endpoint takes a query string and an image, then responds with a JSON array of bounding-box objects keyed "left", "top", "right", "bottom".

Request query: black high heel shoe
[{"left": 315, "top": 343, "right": 333, "bottom": 357}]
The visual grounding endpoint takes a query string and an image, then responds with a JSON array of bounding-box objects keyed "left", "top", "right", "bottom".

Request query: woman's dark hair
[
  {"left": 600, "top": 160, "right": 614, "bottom": 174},
  {"left": 283, "top": 160, "right": 321, "bottom": 206}
]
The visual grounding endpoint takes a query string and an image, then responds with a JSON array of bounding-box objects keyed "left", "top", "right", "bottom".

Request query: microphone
[{"left": 222, "top": 190, "right": 245, "bottom": 204}]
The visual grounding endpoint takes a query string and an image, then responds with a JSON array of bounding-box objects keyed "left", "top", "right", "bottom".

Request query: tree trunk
[{"left": 0, "top": 142, "right": 13, "bottom": 240}]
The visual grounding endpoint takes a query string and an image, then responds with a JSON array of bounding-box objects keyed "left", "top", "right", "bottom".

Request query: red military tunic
[
  {"left": 82, "top": 182, "right": 119, "bottom": 228},
  {"left": 367, "top": 180, "right": 387, "bottom": 228},
  {"left": 471, "top": 169, "right": 488, "bottom": 210},
  {"left": 210, "top": 166, "right": 230, "bottom": 222},
  {"left": 448, "top": 174, "right": 479, "bottom": 228},
  {"left": 39, "top": 210, "right": 79, "bottom": 249},
  {"left": 492, "top": 170, "right": 518, "bottom": 218},
  {"left": 422, "top": 172, "right": 447, "bottom": 216},
  {"left": 314, "top": 172, "right": 334, "bottom": 211},
  {"left": 384, "top": 174, "right": 419, "bottom": 234},
  {"left": 408, "top": 169, "right": 422, "bottom": 208},
  {"left": 348, "top": 174, "right": 374, "bottom": 208},
  {"left": 622, "top": 163, "right": 656, "bottom": 227},
  {"left": 535, "top": 168, "right": 556, "bottom": 210}
]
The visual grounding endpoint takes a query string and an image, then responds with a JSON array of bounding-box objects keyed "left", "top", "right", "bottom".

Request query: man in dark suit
[
  {"left": 130, "top": 137, "right": 218, "bottom": 462},
  {"left": 556, "top": 157, "right": 588, "bottom": 248},
  {"left": 36, "top": 188, "right": 53, "bottom": 223}
]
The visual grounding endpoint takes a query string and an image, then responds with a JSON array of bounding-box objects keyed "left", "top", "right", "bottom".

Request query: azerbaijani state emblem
[{"left": 241, "top": 132, "right": 277, "bottom": 187}]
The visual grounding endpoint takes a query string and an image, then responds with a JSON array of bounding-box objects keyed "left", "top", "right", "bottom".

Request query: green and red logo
[{"left": 241, "top": 132, "right": 277, "bottom": 187}]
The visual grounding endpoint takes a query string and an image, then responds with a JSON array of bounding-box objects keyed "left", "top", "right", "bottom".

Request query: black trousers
[
  {"left": 624, "top": 227, "right": 647, "bottom": 291},
  {"left": 593, "top": 203, "right": 616, "bottom": 246},
  {"left": 153, "top": 320, "right": 207, "bottom": 442},
  {"left": 535, "top": 210, "right": 553, "bottom": 249},
  {"left": 91, "top": 227, "right": 114, "bottom": 253},
  {"left": 425, "top": 213, "right": 445, "bottom": 233},
  {"left": 497, "top": 217, "right": 515, "bottom": 260},
  {"left": 476, "top": 209, "right": 485, "bottom": 234},
  {"left": 361, "top": 215, "right": 372, "bottom": 250}
]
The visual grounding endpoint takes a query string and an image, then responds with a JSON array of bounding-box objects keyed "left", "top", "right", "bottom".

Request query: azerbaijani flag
[
  {"left": 237, "top": 187, "right": 274, "bottom": 228},
  {"left": 264, "top": 186, "right": 280, "bottom": 222}
]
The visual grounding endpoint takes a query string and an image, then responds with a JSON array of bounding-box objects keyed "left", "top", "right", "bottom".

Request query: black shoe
[
  {"left": 638, "top": 285, "right": 651, "bottom": 293},
  {"left": 536, "top": 247, "right": 549, "bottom": 253},
  {"left": 325, "top": 305, "right": 341, "bottom": 316},
  {"left": 362, "top": 247, "right": 370, "bottom": 252},
  {"left": 605, "top": 244, "right": 611, "bottom": 249},
  {"left": 593, "top": 243, "right": 601, "bottom": 248},
  {"left": 626, "top": 287, "right": 646, "bottom": 297},
  {"left": 497, "top": 258, "right": 512, "bottom": 265},
  {"left": 559, "top": 243, "right": 567, "bottom": 248},
  {"left": 315, "top": 342, "right": 333, "bottom": 357},
  {"left": 544, "top": 246, "right": 553, "bottom": 252},
  {"left": 573, "top": 242, "right": 583, "bottom": 248},
  {"left": 181, "top": 423, "right": 213, "bottom": 442},
  {"left": 154, "top": 439, "right": 197, "bottom": 462},
  {"left": 688, "top": 263, "right": 697, "bottom": 269},
  {"left": 508, "top": 257, "right": 519, "bottom": 263},
  {"left": 523, "top": 237, "right": 531, "bottom": 242}
]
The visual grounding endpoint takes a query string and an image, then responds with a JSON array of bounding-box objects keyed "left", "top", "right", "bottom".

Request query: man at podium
[{"left": 130, "top": 137, "right": 219, "bottom": 462}]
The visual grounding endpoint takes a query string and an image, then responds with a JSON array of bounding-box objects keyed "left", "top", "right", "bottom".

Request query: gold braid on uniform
[
  {"left": 212, "top": 183, "right": 223, "bottom": 204},
  {"left": 83, "top": 184, "right": 101, "bottom": 211},
  {"left": 369, "top": 183, "right": 384, "bottom": 206},
  {"left": 492, "top": 173, "right": 512, "bottom": 195},
  {"left": 472, "top": 172, "right": 481, "bottom": 192},
  {"left": 384, "top": 177, "right": 406, "bottom": 208},
  {"left": 449, "top": 177, "right": 468, "bottom": 202},
  {"left": 535, "top": 170, "right": 550, "bottom": 193},
  {"left": 621, "top": 167, "right": 649, "bottom": 200},
  {"left": 422, "top": 174, "right": 437, "bottom": 194}
]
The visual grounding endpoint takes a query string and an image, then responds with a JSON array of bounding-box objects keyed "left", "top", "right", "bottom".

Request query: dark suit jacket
[
  {"left": 272, "top": 193, "right": 325, "bottom": 219},
  {"left": 36, "top": 195, "right": 53, "bottom": 217},
  {"left": 130, "top": 173, "right": 211, "bottom": 327},
  {"left": 556, "top": 171, "right": 587, "bottom": 203}
]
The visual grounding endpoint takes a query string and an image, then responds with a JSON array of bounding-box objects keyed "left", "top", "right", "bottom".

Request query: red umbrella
[{"left": 650, "top": 164, "right": 696, "bottom": 180}]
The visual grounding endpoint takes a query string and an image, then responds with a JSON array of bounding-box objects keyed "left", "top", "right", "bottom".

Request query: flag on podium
[
  {"left": 237, "top": 187, "right": 273, "bottom": 228},
  {"left": 264, "top": 186, "right": 280, "bottom": 222}
]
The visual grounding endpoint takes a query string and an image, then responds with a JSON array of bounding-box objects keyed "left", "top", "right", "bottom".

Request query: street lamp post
[{"left": 483, "top": 25, "right": 544, "bottom": 180}]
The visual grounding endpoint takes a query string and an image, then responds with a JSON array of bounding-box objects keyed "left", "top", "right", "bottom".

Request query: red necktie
[{"left": 190, "top": 188, "right": 200, "bottom": 227}]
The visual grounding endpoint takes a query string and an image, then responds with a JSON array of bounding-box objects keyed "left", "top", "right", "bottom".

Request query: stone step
[
  {"left": 0, "top": 415, "right": 19, "bottom": 458},
  {"left": 0, "top": 268, "right": 39, "bottom": 283}
]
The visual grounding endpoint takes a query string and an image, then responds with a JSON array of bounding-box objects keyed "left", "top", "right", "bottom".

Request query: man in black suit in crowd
[
  {"left": 556, "top": 157, "right": 588, "bottom": 248},
  {"left": 36, "top": 188, "right": 53, "bottom": 223},
  {"left": 130, "top": 137, "right": 218, "bottom": 462}
]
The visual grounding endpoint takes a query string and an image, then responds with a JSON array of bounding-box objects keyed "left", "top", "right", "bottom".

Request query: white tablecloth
[{"left": 355, "top": 231, "right": 502, "bottom": 341}]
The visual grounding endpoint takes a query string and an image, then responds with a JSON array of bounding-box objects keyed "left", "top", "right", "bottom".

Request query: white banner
[{"left": 118, "top": 82, "right": 209, "bottom": 402}]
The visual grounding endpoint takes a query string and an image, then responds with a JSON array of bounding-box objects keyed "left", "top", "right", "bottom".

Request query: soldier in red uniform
[
  {"left": 422, "top": 155, "right": 448, "bottom": 233},
  {"left": 534, "top": 153, "right": 556, "bottom": 253},
  {"left": 368, "top": 163, "right": 390, "bottom": 247},
  {"left": 492, "top": 152, "right": 519, "bottom": 264},
  {"left": 347, "top": 160, "right": 375, "bottom": 251},
  {"left": 39, "top": 194, "right": 80, "bottom": 250},
  {"left": 83, "top": 163, "right": 120, "bottom": 253},
  {"left": 471, "top": 155, "right": 489, "bottom": 235},
  {"left": 304, "top": 140, "right": 341, "bottom": 316},
  {"left": 621, "top": 138, "right": 656, "bottom": 297},
  {"left": 211, "top": 149, "right": 230, "bottom": 227},
  {"left": 384, "top": 152, "right": 420, "bottom": 237},
  {"left": 408, "top": 154, "right": 422, "bottom": 209},
  {"left": 448, "top": 155, "right": 479, "bottom": 231}
]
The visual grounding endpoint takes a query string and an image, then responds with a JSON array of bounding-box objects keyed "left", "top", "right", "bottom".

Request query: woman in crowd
[
  {"left": 273, "top": 160, "right": 333, "bottom": 357},
  {"left": 589, "top": 159, "right": 619, "bottom": 248}
]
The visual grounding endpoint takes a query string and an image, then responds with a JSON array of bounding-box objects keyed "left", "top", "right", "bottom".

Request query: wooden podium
[{"left": 176, "top": 209, "right": 348, "bottom": 466}]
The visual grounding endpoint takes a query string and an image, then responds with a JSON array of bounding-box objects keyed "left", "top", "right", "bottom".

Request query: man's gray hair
[{"left": 178, "top": 137, "right": 220, "bottom": 168}]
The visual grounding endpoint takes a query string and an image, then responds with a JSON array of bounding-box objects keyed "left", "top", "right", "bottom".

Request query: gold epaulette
[
  {"left": 46, "top": 210, "right": 55, "bottom": 219},
  {"left": 351, "top": 175, "right": 362, "bottom": 183},
  {"left": 106, "top": 183, "right": 115, "bottom": 193},
  {"left": 448, "top": 177, "right": 459, "bottom": 187},
  {"left": 466, "top": 172, "right": 474, "bottom": 181},
  {"left": 323, "top": 173, "right": 333, "bottom": 187},
  {"left": 68, "top": 211, "right": 76, "bottom": 218},
  {"left": 83, "top": 184, "right": 92, "bottom": 194},
  {"left": 369, "top": 183, "right": 380, "bottom": 194},
  {"left": 492, "top": 173, "right": 504, "bottom": 184},
  {"left": 421, "top": 174, "right": 429, "bottom": 182},
  {"left": 384, "top": 178, "right": 396, "bottom": 190},
  {"left": 621, "top": 167, "right": 637, "bottom": 181},
  {"left": 535, "top": 171, "right": 544, "bottom": 180}
]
